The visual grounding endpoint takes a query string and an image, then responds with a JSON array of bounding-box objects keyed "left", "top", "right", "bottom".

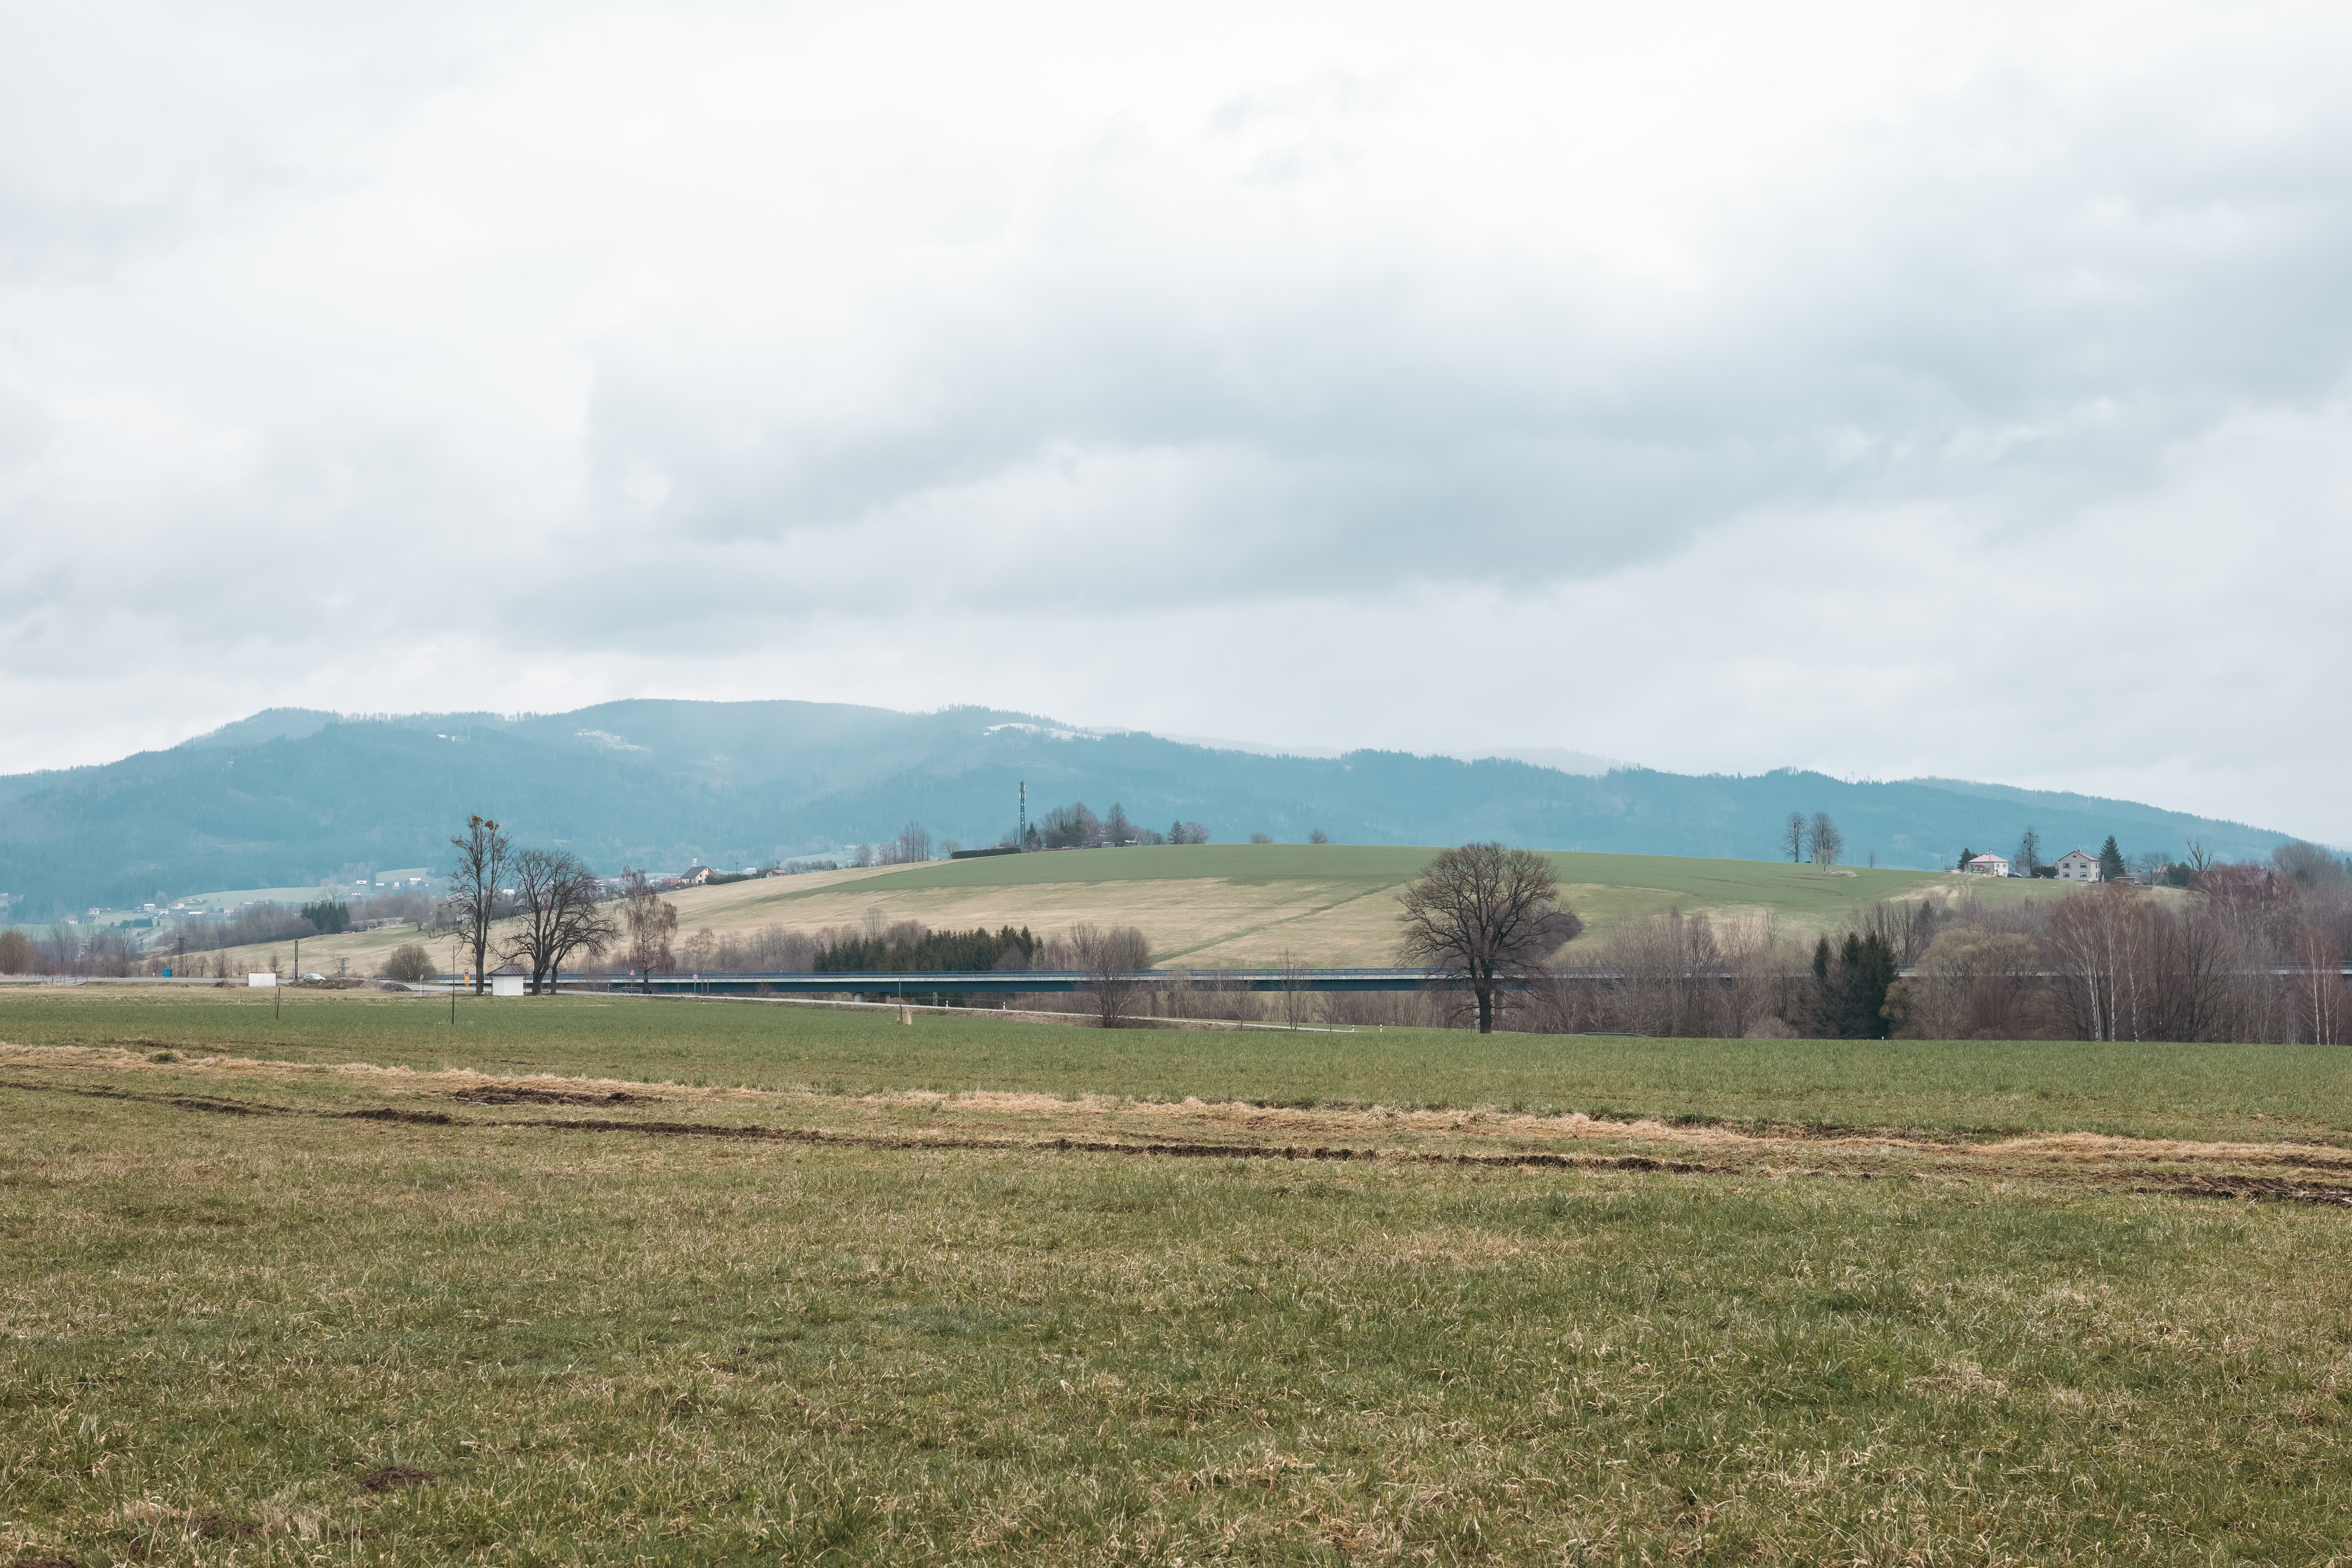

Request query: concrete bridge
[{"left": 544, "top": 967, "right": 1470, "bottom": 999}]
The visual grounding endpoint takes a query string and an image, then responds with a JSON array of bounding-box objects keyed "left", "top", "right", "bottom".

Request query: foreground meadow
[{"left": 4, "top": 991, "right": 2352, "bottom": 1563}]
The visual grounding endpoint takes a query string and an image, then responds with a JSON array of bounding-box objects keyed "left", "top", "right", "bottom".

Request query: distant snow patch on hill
[
  {"left": 984, "top": 721, "right": 1102, "bottom": 743},
  {"left": 1467, "top": 748, "right": 1639, "bottom": 776},
  {"left": 1157, "top": 734, "right": 1639, "bottom": 775}
]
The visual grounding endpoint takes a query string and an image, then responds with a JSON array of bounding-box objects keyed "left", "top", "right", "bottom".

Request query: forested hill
[{"left": 0, "top": 699, "right": 2301, "bottom": 915}]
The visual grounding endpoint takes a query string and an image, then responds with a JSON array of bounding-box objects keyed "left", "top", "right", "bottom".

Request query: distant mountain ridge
[{"left": 0, "top": 698, "right": 2304, "bottom": 917}]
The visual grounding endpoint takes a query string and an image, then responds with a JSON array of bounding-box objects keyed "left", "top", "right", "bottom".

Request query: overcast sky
[{"left": 5, "top": 0, "right": 2350, "bottom": 842}]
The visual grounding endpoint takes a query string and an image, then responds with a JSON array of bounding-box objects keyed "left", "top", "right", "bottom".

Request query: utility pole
[{"left": 450, "top": 936, "right": 459, "bottom": 1024}]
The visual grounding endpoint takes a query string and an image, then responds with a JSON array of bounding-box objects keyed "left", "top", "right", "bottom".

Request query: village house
[
  {"left": 1963, "top": 853, "right": 2011, "bottom": 876},
  {"left": 2053, "top": 849, "right": 2101, "bottom": 882}
]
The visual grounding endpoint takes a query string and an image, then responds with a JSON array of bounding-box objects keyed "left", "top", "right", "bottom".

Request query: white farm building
[{"left": 2053, "top": 849, "right": 2101, "bottom": 882}]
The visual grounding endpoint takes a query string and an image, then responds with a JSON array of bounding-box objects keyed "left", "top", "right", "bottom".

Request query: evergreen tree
[
  {"left": 812, "top": 923, "right": 1040, "bottom": 974},
  {"left": 2097, "top": 835, "right": 2127, "bottom": 883},
  {"left": 298, "top": 899, "right": 350, "bottom": 934},
  {"left": 1812, "top": 932, "right": 1898, "bottom": 1038}
]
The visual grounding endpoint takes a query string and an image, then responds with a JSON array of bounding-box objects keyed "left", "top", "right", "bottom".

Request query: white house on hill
[
  {"left": 2054, "top": 849, "right": 2101, "bottom": 882},
  {"left": 1964, "top": 853, "right": 2011, "bottom": 876}
]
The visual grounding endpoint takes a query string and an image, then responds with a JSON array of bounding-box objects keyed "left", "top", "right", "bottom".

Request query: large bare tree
[
  {"left": 1782, "top": 811, "right": 1808, "bottom": 864},
  {"left": 1398, "top": 843, "right": 1583, "bottom": 1033},
  {"left": 1808, "top": 813, "right": 1844, "bottom": 867},
  {"left": 448, "top": 814, "right": 510, "bottom": 995},
  {"left": 547, "top": 880, "right": 620, "bottom": 995},
  {"left": 1071, "top": 922, "right": 1152, "bottom": 1027},
  {"left": 503, "top": 848, "right": 618, "bottom": 994},
  {"left": 618, "top": 867, "right": 678, "bottom": 993}
]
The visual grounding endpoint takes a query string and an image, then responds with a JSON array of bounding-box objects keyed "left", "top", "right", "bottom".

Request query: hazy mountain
[{"left": 0, "top": 699, "right": 2304, "bottom": 916}]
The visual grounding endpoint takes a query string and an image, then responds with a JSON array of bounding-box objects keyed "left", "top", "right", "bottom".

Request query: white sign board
[{"left": 248, "top": 973, "right": 277, "bottom": 988}]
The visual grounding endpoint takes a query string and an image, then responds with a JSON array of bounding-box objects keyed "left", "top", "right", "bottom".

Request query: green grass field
[
  {"left": 7, "top": 990, "right": 2352, "bottom": 1564},
  {"left": 3, "top": 986, "right": 2349, "bottom": 1143},
  {"left": 765, "top": 843, "right": 2003, "bottom": 930}
]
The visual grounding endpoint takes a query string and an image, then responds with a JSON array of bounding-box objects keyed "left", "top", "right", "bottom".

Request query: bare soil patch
[
  {"left": 359, "top": 1464, "right": 434, "bottom": 1493},
  {"left": 446, "top": 1086, "right": 663, "bottom": 1106},
  {"left": 187, "top": 1513, "right": 262, "bottom": 1539}
]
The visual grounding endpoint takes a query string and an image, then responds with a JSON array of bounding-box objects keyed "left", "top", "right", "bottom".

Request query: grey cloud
[{"left": 566, "top": 54, "right": 2352, "bottom": 621}]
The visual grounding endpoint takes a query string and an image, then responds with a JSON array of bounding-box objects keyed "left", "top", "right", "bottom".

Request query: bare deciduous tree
[
  {"left": 1275, "top": 949, "right": 1315, "bottom": 1030},
  {"left": 1885, "top": 925, "right": 2039, "bottom": 1039},
  {"left": 1398, "top": 843, "right": 1583, "bottom": 1034},
  {"left": 618, "top": 867, "right": 678, "bottom": 992},
  {"left": 2045, "top": 884, "right": 2145, "bottom": 1040},
  {"left": 503, "top": 848, "right": 617, "bottom": 994},
  {"left": 548, "top": 883, "right": 619, "bottom": 995},
  {"left": 1782, "top": 811, "right": 1807, "bottom": 864},
  {"left": 1071, "top": 922, "right": 1152, "bottom": 1027},
  {"left": 448, "top": 814, "right": 510, "bottom": 994},
  {"left": 382, "top": 942, "right": 435, "bottom": 984},
  {"left": 2295, "top": 928, "right": 2344, "bottom": 1046},
  {"left": 1809, "top": 813, "right": 1844, "bottom": 867}
]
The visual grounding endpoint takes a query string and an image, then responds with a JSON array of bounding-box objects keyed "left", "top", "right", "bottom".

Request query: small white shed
[{"left": 489, "top": 962, "right": 529, "bottom": 998}]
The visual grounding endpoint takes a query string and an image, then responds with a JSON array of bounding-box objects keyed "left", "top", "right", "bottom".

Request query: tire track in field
[{"left": 12, "top": 1073, "right": 2352, "bottom": 1206}]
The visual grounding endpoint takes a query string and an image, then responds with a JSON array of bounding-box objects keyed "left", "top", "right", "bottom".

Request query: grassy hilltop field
[
  {"left": 173, "top": 845, "right": 2084, "bottom": 978},
  {"left": 6, "top": 987, "right": 2352, "bottom": 1562}
]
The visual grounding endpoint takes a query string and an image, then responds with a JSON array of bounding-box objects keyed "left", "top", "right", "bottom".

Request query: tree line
[
  {"left": 1023, "top": 801, "right": 1208, "bottom": 851},
  {"left": 1781, "top": 812, "right": 1846, "bottom": 866},
  {"left": 811, "top": 924, "right": 1040, "bottom": 974},
  {"left": 1525, "top": 841, "right": 2352, "bottom": 1042}
]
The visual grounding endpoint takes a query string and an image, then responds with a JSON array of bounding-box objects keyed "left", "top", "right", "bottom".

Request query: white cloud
[{"left": 3, "top": 0, "right": 2351, "bottom": 840}]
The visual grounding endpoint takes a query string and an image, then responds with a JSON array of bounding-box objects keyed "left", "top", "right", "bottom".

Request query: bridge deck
[{"left": 551, "top": 968, "right": 1457, "bottom": 997}]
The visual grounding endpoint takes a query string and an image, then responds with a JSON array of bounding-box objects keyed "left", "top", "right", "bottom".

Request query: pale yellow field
[
  {"left": 173, "top": 848, "right": 2104, "bottom": 979},
  {"left": 219, "top": 865, "right": 1408, "bottom": 974}
]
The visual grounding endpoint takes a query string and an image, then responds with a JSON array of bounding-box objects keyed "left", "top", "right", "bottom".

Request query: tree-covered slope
[{"left": 0, "top": 700, "right": 2301, "bottom": 916}]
